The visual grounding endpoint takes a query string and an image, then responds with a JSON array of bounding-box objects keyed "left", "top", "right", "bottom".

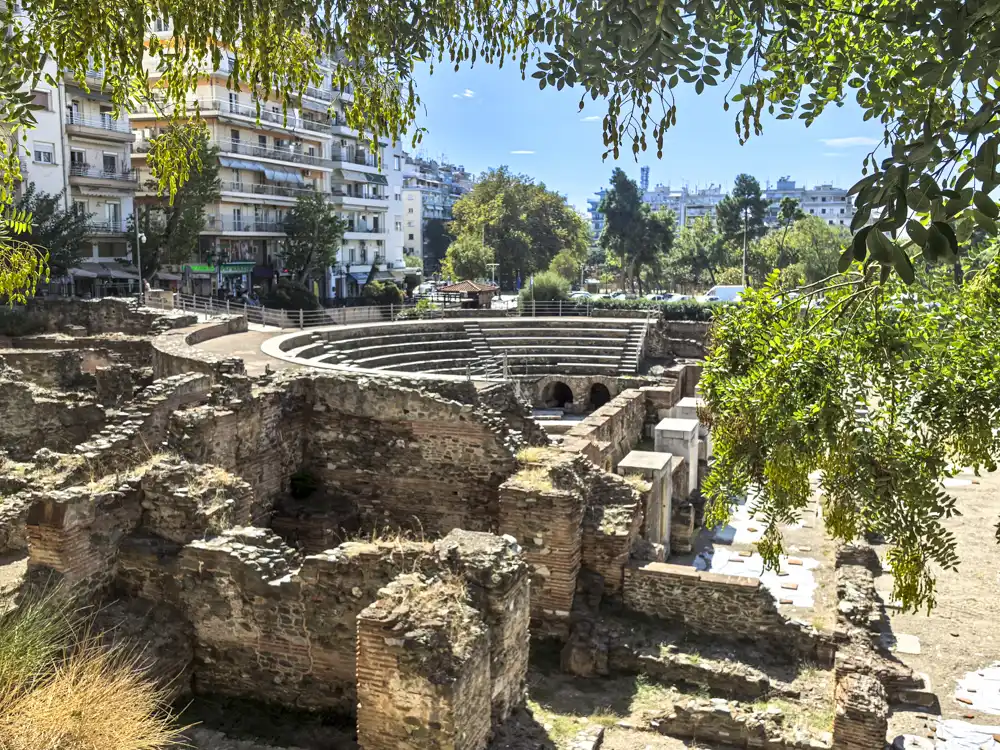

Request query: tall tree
[
  {"left": 449, "top": 167, "right": 586, "bottom": 288},
  {"left": 441, "top": 235, "right": 493, "bottom": 281},
  {"left": 664, "top": 216, "right": 730, "bottom": 288},
  {"left": 12, "top": 186, "right": 89, "bottom": 277},
  {"left": 756, "top": 216, "right": 850, "bottom": 287},
  {"left": 281, "top": 192, "right": 347, "bottom": 286},
  {"left": 131, "top": 125, "right": 220, "bottom": 280},
  {"left": 422, "top": 218, "right": 451, "bottom": 275},
  {"left": 632, "top": 208, "right": 676, "bottom": 293},
  {"left": 716, "top": 175, "right": 770, "bottom": 286},
  {"left": 598, "top": 169, "right": 645, "bottom": 289}
]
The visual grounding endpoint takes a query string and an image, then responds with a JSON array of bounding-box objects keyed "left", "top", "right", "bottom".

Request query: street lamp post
[{"left": 133, "top": 210, "right": 146, "bottom": 301}]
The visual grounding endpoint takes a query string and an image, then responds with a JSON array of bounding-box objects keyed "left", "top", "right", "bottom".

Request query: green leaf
[
  {"left": 838, "top": 245, "right": 854, "bottom": 273},
  {"left": 973, "top": 191, "right": 999, "bottom": 219},
  {"left": 905, "top": 219, "right": 927, "bottom": 246},
  {"left": 852, "top": 226, "right": 872, "bottom": 263},
  {"left": 866, "top": 229, "right": 892, "bottom": 262},
  {"left": 890, "top": 242, "right": 915, "bottom": 284}
]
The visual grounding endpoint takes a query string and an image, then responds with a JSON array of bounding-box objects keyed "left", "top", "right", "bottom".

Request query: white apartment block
[
  {"left": 764, "top": 176, "right": 855, "bottom": 228},
  {"left": 401, "top": 156, "right": 473, "bottom": 271},
  {"left": 15, "top": 54, "right": 139, "bottom": 296},
  {"left": 643, "top": 183, "right": 726, "bottom": 226},
  {"left": 130, "top": 20, "right": 406, "bottom": 299}
]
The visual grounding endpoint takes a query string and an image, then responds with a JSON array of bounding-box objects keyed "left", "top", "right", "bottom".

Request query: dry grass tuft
[
  {"left": 516, "top": 446, "right": 563, "bottom": 465},
  {"left": 622, "top": 474, "right": 652, "bottom": 493},
  {"left": 0, "top": 588, "right": 187, "bottom": 750},
  {"left": 511, "top": 466, "right": 554, "bottom": 492}
]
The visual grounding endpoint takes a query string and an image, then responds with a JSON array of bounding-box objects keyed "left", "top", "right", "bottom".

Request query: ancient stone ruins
[{"left": 0, "top": 298, "right": 939, "bottom": 749}]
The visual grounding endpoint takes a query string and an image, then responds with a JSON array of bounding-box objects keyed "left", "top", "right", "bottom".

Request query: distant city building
[
  {"left": 644, "top": 183, "right": 726, "bottom": 226},
  {"left": 401, "top": 155, "right": 474, "bottom": 272},
  {"left": 639, "top": 166, "right": 650, "bottom": 192},
  {"left": 764, "top": 176, "right": 855, "bottom": 228},
  {"left": 586, "top": 188, "right": 607, "bottom": 240}
]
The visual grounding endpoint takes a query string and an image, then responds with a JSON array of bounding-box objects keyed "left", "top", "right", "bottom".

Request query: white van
[{"left": 698, "top": 285, "right": 745, "bottom": 303}]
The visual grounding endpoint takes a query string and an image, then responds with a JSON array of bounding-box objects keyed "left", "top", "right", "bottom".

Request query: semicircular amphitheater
[{"left": 263, "top": 317, "right": 650, "bottom": 379}]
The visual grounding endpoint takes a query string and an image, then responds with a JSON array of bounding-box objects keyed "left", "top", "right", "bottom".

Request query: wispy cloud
[
  {"left": 823, "top": 152, "right": 845, "bottom": 158},
  {"left": 509, "top": 149, "right": 535, "bottom": 155},
  {"left": 580, "top": 115, "right": 602, "bottom": 122},
  {"left": 452, "top": 88, "right": 475, "bottom": 99},
  {"left": 820, "top": 136, "right": 879, "bottom": 148}
]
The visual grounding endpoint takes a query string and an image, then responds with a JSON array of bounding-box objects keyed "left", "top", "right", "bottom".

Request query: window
[
  {"left": 228, "top": 92, "right": 239, "bottom": 112},
  {"left": 821, "top": 196, "right": 827, "bottom": 202},
  {"left": 408, "top": 233, "right": 414, "bottom": 240},
  {"left": 231, "top": 129, "right": 240, "bottom": 143},
  {"left": 73, "top": 200, "right": 87, "bottom": 216},
  {"left": 408, "top": 207, "right": 414, "bottom": 214},
  {"left": 828, "top": 220, "right": 834, "bottom": 225},
  {"left": 233, "top": 207, "right": 242, "bottom": 230},
  {"left": 394, "top": 190, "right": 401, "bottom": 201},
  {"left": 308, "top": 146, "right": 316, "bottom": 157},
  {"left": 360, "top": 246, "right": 368, "bottom": 263},
  {"left": 393, "top": 155, "right": 401, "bottom": 170},
  {"left": 840, "top": 208, "right": 845, "bottom": 214},
  {"left": 105, "top": 202, "right": 121, "bottom": 227},
  {"left": 31, "top": 90, "right": 50, "bottom": 110},
  {"left": 102, "top": 153, "right": 117, "bottom": 174},
  {"left": 70, "top": 149, "right": 86, "bottom": 168},
  {"left": 33, "top": 142, "right": 55, "bottom": 164},
  {"left": 394, "top": 220, "right": 402, "bottom": 231},
  {"left": 821, "top": 208, "right": 826, "bottom": 214},
  {"left": 258, "top": 135, "right": 267, "bottom": 149},
  {"left": 407, "top": 220, "right": 415, "bottom": 228},
  {"left": 349, "top": 247, "right": 356, "bottom": 264},
  {"left": 154, "top": 16, "right": 168, "bottom": 32}
]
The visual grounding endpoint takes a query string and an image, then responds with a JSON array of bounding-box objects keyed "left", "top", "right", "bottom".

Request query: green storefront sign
[{"left": 221, "top": 262, "right": 256, "bottom": 275}]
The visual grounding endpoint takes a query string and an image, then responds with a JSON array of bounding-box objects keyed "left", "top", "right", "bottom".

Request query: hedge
[{"left": 589, "top": 297, "right": 732, "bottom": 321}]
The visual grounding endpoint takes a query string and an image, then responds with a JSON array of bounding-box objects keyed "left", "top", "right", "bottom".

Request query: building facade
[
  {"left": 401, "top": 156, "right": 473, "bottom": 273},
  {"left": 128, "top": 20, "right": 406, "bottom": 299},
  {"left": 15, "top": 54, "right": 139, "bottom": 296},
  {"left": 586, "top": 188, "right": 607, "bottom": 240},
  {"left": 643, "top": 183, "right": 726, "bottom": 226},
  {"left": 764, "top": 177, "right": 855, "bottom": 228}
]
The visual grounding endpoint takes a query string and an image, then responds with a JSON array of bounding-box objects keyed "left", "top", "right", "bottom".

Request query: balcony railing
[
  {"left": 333, "top": 150, "right": 377, "bottom": 167},
  {"left": 69, "top": 164, "right": 138, "bottom": 182},
  {"left": 65, "top": 113, "right": 131, "bottom": 133},
  {"left": 305, "top": 86, "right": 333, "bottom": 102},
  {"left": 331, "top": 187, "right": 388, "bottom": 202},
  {"left": 131, "top": 99, "right": 337, "bottom": 136},
  {"left": 86, "top": 219, "right": 127, "bottom": 234},
  {"left": 344, "top": 223, "right": 386, "bottom": 234},
  {"left": 216, "top": 138, "right": 329, "bottom": 167},
  {"left": 204, "top": 216, "right": 286, "bottom": 233},
  {"left": 220, "top": 180, "right": 317, "bottom": 198}
]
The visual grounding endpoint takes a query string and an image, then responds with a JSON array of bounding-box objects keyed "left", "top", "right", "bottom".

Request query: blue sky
[{"left": 406, "top": 61, "right": 886, "bottom": 213}]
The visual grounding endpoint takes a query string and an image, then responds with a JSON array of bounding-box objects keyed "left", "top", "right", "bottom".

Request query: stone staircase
[
  {"left": 463, "top": 322, "right": 493, "bottom": 360},
  {"left": 617, "top": 321, "right": 648, "bottom": 374}
]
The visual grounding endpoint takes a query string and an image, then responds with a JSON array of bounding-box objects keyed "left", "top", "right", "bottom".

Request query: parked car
[
  {"left": 570, "top": 291, "right": 592, "bottom": 300},
  {"left": 697, "top": 285, "right": 745, "bottom": 303},
  {"left": 645, "top": 293, "right": 672, "bottom": 301},
  {"left": 610, "top": 291, "right": 638, "bottom": 300}
]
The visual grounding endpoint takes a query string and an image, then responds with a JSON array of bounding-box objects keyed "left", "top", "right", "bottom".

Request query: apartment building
[
  {"left": 401, "top": 156, "right": 473, "bottom": 272},
  {"left": 15, "top": 54, "right": 139, "bottom": 296},
  {"left": 131, "top": 21, "right": 406, "bottom": 298},
  {"left": 643, "top": 183, "right": 726, "bottom": 226},
  {"left": 764, "top": 176, "right": 855, "bottom": 228},
  {"left": 586, "top": 188, "right": 607, "bottom": 240}
]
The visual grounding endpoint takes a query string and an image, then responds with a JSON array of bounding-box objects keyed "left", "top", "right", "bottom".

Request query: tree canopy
[
  {"left": 441, "top": 234, "right": 493, "bottom": 281},
  {"left": 448, "top": 167, "right": 587, "bottom": 288},
  {"left": 3, "top": 0, "right": 1000, "bottom": 294},
  {"left": 12, "top": 186, "right": 89, "bottom": 278},
  {"left": 281, "top": 192, "right": 346, "bottom": 285},
  {"left": 131, "top": 125, "right": 220, "bottom": 281},
  {"left": 716, "top": 174, "right": 770, "bottom": 248}
]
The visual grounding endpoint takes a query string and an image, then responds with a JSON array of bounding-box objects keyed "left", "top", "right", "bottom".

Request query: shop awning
[
  {"left": 349, "top": 272, "right": 369, "bottom": 283},
  {"left": 219, "top": 156, "right": 265, "bottom": 172},
  {"left": 335, "top": 168, "right": 369, "bottom": 182},
  {"left": 365, "top": 173, "right": 389, "bottom": 186},
  {"left": 78, "top": 262, "right": 140, "bottom": 279},
  {"left": 68, "top": 267, "right": 98, "bottom": 279},
  {"left": 77, "top": 186, "right": 131, "bottom": 197},
  {"left": 154, "top": 272, "right": 182, "bottom": 282},
  {"left": 263, "top": 166, "right": 305, "bottom": 184}
]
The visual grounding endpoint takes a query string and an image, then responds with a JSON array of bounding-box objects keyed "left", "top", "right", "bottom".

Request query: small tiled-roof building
[{"left": 436, "top": 281, "right": 499, "bottom": 308}]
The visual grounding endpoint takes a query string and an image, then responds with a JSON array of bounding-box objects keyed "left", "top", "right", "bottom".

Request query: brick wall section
[
  {"left": 6, "top": 334, "right": 155, "bottom": 367},
  {"left": 580, "top": 467, "right": 643, "bottom": 597},
  {"left": 622, "top": 562, "right": 824, "bottom": 659},
  {"left": 357, "top": 574, "right": 491, "bottom": 750},
  {"left": 24, "top": 483, "right": 142, "bottom": 595},
  {"left": 832, "top": 672, "right": 888, "bottom": 750},
  {"left": 498, "top": 471, "right": 585, "bottom": 634},
  {"left": 562, "top": 388, "right": 647, "bottom": 471}
]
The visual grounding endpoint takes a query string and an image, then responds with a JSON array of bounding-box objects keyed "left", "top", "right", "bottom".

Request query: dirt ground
[{"left": 878, "top": 468, "right": 1000, "bottom": 739}]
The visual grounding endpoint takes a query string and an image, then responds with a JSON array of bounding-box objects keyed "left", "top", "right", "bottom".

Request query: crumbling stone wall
[
  {"left": 25, "top": 297, "right": 196, "bottom": 335},
  {"left": 357, "top": 574, "right": 492, "bottom": 750},
  {"left": 622, "top": 562, "right": 825, "bottom": 660},
  {"left": 832, "top": 672, "right": 887, "bottom": 750},
  {"left": 645, "top": 320, "right": 711, "bottom": 360},
  {"left": 0, "top": 376, "right": 106, "bottom": 459},
  {"left": 6, "top": 333, "right": 155, "bottom": 368},
  {"left": 581, "top": 467, "right": 644, "bottom": 598},
  {"left": 152, "top": 316, "right": 248, "bottom": 381},
  {"left": 0, "top": 348, "right": 113, "bottom": 390},
  {"left": 525, "top": 375, "right": 656, "bottom": 414}
]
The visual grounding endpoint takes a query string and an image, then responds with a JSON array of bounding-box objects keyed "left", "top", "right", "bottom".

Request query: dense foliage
[
  {"left": 442, "top": 235, "right": 493, "bottom": 282},
  {"left": 131, "top": 125, "right": 220, "bottom": 281},
  {"left": 449, "top": 167, "right": 589, "bottom": 287},
  {"left": 715, "top": 174, "right": 770, "bottom": 249},
  {"left": 260, "top": 279, "right": 320, "bottom": 310},
  {"left": 281, "top": 192, "right": 347, "bottom": 286},
  {"left": 12, "top": 186, "right": 89, "bottom": 277},
  {"left": 519, "top": 270, "right": 570, "bottom": 301},
  {"left": 590, "top": 297, "right": 727, "bottom": 321},
  {"left": 700, "top": 256, "right": 1000, "bottom": 612},
  {"left": 361, "top": 279, "right": 405, "bottom": 306}
]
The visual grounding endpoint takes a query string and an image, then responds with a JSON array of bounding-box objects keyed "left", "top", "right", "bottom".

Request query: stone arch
[
  {"left": 542, "top": 381, "right": 574, "bottom": 409},
  {"left": 588, "top": 382, "right": 612, "bottom": 409}
]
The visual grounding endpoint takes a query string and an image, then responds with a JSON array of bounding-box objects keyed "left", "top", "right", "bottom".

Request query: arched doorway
[
  {"left": 589, "top": 382, "right": 612, "bottom": 409},
  {"left": 542, "top": 381, "right": 574, "bottom": 409}
]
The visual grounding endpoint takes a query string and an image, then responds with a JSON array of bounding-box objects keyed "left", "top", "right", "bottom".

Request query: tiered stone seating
[{"left": 273, "top": 318, "right": 649, "bottom": 377}]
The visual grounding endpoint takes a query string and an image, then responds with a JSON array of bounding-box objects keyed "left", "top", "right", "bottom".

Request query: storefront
[{"left": 67, "top": 261, "right": 141, "bottom": 298}]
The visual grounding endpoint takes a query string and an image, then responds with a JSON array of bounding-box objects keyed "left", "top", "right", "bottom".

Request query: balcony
[
  {"left": 68, "top": 164, "right": 138, "bottom": 187},
  {"left": 203, "top": 216, "right": 286, "bottom": 234},
  {"left": 333, "top": 149, "right": 378, "bottom": 168},
  {"left": 330, "top": 188, "right": 389, "bottom": 209},
  {"left": 215, "top": 138, "right": 331, "bottom": 169},
  {"left": 85, "top": 219, "right": 128, "bottom": 236},
  {"left": 65, "top": 113, "right": 135, "bottom": 143},
  {"left": 343, "top": 222, "right": 388, "bottom": 241},
  {"left": 220, "top": 180, "right": 317, "bottom": 200}
]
